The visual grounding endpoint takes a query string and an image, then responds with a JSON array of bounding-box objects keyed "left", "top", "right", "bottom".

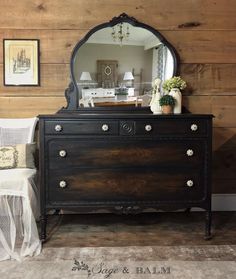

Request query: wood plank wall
[{"left": 0, "top": 0, "right": 235, "bottom": 193}]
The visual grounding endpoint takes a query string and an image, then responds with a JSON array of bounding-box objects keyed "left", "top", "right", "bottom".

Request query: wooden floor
[{"left": 43, "top": 212, "right": 236, "bottom": 247}]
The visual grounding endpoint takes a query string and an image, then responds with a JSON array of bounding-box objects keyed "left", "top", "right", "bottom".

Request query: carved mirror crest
[{"left": 60, "top": 13, "right": 179, "bottom": 113}]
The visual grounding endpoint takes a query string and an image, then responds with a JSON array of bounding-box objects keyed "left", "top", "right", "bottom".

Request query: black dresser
[
  {"left": 39, "top": 13, "right": 214, "bottom": 242},
  {"left": 39, "top": 113, "right": 213, "bottom": 241}
]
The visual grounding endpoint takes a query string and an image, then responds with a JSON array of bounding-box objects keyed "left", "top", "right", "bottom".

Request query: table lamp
[{"left": 80, "top": 71, "right": 92, "bottom": 89}]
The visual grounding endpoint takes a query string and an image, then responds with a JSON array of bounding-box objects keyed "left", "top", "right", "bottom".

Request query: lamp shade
[
  {"left": 123, "top": 71, "right": 134, "bottom": 80},
  {"left": 80, "top": 71, "right": 92, "bottom": 81}
]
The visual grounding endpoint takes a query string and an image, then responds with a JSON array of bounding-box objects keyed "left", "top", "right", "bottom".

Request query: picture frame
[{"left": 3, "top": 39, "right": 40, "bottom": 86}]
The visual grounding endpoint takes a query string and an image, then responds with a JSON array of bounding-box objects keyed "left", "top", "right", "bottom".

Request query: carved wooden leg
[
  {"left": 204, "top": 210, "right": 212, "bottom": 240},
  {"left": 40, "top": 214, "right": 47, "bottom": 243}
]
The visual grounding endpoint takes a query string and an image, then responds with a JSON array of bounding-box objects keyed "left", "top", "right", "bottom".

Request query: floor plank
[{"left": 43, "top": 212, "right": 236, "bottom": 247}]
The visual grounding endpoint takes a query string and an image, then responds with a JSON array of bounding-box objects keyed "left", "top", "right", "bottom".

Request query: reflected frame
[{"left": 60, "top": 13, "right": 179, "bottom": 112}]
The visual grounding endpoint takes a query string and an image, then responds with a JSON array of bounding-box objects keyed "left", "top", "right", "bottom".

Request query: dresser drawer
[
  {"left": 45, "top": 120, "right": 119, "bottom": 135},
  {"left": 47, "top": 168, "right": 205, "bottom": 204},
  {"left": 47, "top": 138, "right": 205, "bottom": 170},
  {"left": 135, "top": 119, "right": 207, "bottom": 136}
]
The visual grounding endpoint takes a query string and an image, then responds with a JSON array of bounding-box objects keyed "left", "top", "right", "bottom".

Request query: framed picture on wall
[{"left": 3, "top": 39, "right": 40, "bottom": 86}]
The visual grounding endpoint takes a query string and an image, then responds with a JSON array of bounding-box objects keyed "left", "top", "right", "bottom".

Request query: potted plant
[
  {"left": 159, "top": 94, "right": 176, "bottom": 114},
  {"left": 162, "top": 76, "right": 187, "bottom": 114}
]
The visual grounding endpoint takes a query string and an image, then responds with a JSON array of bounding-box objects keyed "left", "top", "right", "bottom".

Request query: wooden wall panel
[
  {"left": 0, "top": 30, "right": 86, "bottom": 64},
  {"left": 0, "top": 97, "right": 66, "bottom": 117},
  {"left": 1, "top": 0, "right": 236, "bottom": 30},
  {"left": 212, "top": 97, "right": 236, "bottom": 128},
  {"left": 0, "top": 0, "right": 235, "bottom": 194},
  {"left": 183, "top": 96, "right": 236, "bottom": 128},
  {"left": 2, "top": 63, "right": 236, "bottom": 97},
  {"left": 1, "top": 30, "right": 236, "bottom": 63},
  {"left": 213, "top": 128, "right": 236, "bottom": 193},
  {"left": 182, "top": 96, "right": 212, "bottom": 115},
  {"left": 162, "top": 31, "right": 236, "bottom": 63},
  {"left": 181, "top": 64, "right": 236, "bottom": 95},
  {"left": 0, "top": 64, "right": 69, "bottom": 96}
]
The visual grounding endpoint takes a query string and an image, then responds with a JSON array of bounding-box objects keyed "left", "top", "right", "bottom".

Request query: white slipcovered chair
[
  {"left": 136, "top": 93, "right": 152, "bottom": 106},
  {"left": 0, "top": 117, "right": 41, "bottom": 261},
  {"left": 79, "top": 97, "right": 94, "bottom": 107}
]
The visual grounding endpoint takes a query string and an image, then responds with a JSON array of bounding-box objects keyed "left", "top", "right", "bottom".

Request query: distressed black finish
[{"left": 39, "top": 113, "right": 213, "bottom": 242}]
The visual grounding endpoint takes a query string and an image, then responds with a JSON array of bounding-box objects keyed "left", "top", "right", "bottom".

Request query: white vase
[
  {"left": 169, "top": 88, "right": 182, "bottom": 114},
  {"left": 150, "top": 92, "right": 162, "bottom": 114}
]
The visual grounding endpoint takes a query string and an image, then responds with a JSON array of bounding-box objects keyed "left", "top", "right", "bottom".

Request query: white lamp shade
[
  {"left": 123, "top": 71, "right": 134, "bottom": 80},
  {"left": 80, "top": 71, "right": 92, "bottom": 81}
]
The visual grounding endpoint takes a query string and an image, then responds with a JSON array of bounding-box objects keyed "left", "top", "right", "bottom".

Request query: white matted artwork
[{"left": 3, "top": 39, "right": 40, "bottom": 86}]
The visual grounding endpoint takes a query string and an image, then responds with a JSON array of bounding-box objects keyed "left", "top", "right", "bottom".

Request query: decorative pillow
[{"left": 0, "top": 143, "right": 36, "bottom": 169}]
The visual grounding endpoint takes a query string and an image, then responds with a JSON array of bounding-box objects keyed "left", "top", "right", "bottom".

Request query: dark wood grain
[
  {"left": 39, "top": 114, "right": 212, "bottom": 240},
  {"left": 47, "top": 139, "right": 204, "bottom": 169},
  {"left": 48, "top": 168, "right": 205, "bottom": 203},
  {"left": 1, "top": 0, "right": 236, "bottom": 30}
]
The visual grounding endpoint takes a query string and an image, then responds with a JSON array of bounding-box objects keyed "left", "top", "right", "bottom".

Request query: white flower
[{"left": 162, "top": 76, "right": 187, "bottom": 92}]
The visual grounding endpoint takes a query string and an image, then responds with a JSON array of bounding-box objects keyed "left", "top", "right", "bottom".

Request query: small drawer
[
  {"left": 45, "top": 120, "right": 119, "bottom": 135},
  {"left": 135, "top": 119, "right": 207, "bottom": 136}
]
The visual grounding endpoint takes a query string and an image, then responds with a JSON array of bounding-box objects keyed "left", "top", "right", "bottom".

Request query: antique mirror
[{"left": 61, "top": 13, "right": 179, "bottom": 112}]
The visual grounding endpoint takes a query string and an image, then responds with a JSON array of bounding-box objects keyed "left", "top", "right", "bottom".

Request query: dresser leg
[
  {"left": 40, "top": 214, "right": 47, "bottom": 243},
  {"left": 185, "top": 207, "right": 191, "bottom": 213},
  {"left": 204, "top": 210, "right": 212, "bottom": 240}
]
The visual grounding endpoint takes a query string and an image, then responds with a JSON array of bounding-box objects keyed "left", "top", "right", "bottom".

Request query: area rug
[{"left": 0, "top": 245, "right": 236, "bottom": 279}]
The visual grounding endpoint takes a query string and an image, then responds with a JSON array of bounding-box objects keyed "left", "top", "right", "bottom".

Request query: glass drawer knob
[
  {"left": 59, "top": 180, "right": 67, "bottom": 188},
  {"left": 186, "top": 149, "right": 194, "bottom": 157},
  {"left": 102, "top": 124, "right": 109, "bottom": 131},
  {"left": 191, "top": 124, "right": 198, "bottom": 131},
  {"left": 55, "top": 124, "right": 62, "bottom": 132},
  {"left": 145, "top": 124, "right": 152, "bottom": 132},
  {"left": 186, "top": 180, "right": 194, "bottom": 187},
  {"left": 59, "top": 150, "right": 67, "bottom": 157}
]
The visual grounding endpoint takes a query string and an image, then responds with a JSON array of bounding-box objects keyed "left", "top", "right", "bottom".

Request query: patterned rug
[{"left": 0, "top": 245, "right": 236, "bottom": 279}]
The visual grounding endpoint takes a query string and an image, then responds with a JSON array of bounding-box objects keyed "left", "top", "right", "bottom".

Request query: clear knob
[
  {"left": 191, "top": 124, "right": 198, "bottom": 131},
  {"left": 59, "top": 180, "right": 67, "bottom": 188},
  {"left": 186, "top": 180, "right": 194, "bottom": 187},
  {"left": 145, "top": 124, "right": 152, "bottom": 132},
  {"left": 186, "top": 149, "right": 194, "bottom": 157},
  {"left": 55, "top": 124, "right": 62, "bottom": 132},
  {"left": 102, "top": 124, "right": 109, "bottom": 131},
  {"left": 59, "top": 150, "right": 67, "bottom": 157}
]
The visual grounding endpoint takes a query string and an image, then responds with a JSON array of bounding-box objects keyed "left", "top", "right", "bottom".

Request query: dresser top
[{"left": 38, "top": 113, "right": 214, "bottom": 119}]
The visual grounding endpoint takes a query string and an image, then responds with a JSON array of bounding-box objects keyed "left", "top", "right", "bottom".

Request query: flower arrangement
[
  {"left": 115, "top": 88, "right": 128, "bottom": 95},
  {"left": 162, "top": 76, "right": 187, "bottom": 92}
]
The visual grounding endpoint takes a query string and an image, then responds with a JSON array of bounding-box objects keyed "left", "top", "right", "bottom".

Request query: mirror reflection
[{"left": 73, "top": 23, "right": 175, "bottom": 107}]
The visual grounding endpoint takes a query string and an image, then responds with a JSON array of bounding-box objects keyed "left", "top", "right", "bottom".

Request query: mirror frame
[{"left": 59, "top": 13, "right": 179, "bottom": 113}]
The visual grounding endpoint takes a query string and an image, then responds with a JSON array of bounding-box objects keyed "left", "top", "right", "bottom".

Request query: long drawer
[
  {"left": 47, "top": 138, "right": 205, "bottom": 170},
  {"left": 44, "top": 118, "right": 207, "bottom": 136},
  {"left": 47, "top": 167, "right": 205, "bottom": 204}
]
